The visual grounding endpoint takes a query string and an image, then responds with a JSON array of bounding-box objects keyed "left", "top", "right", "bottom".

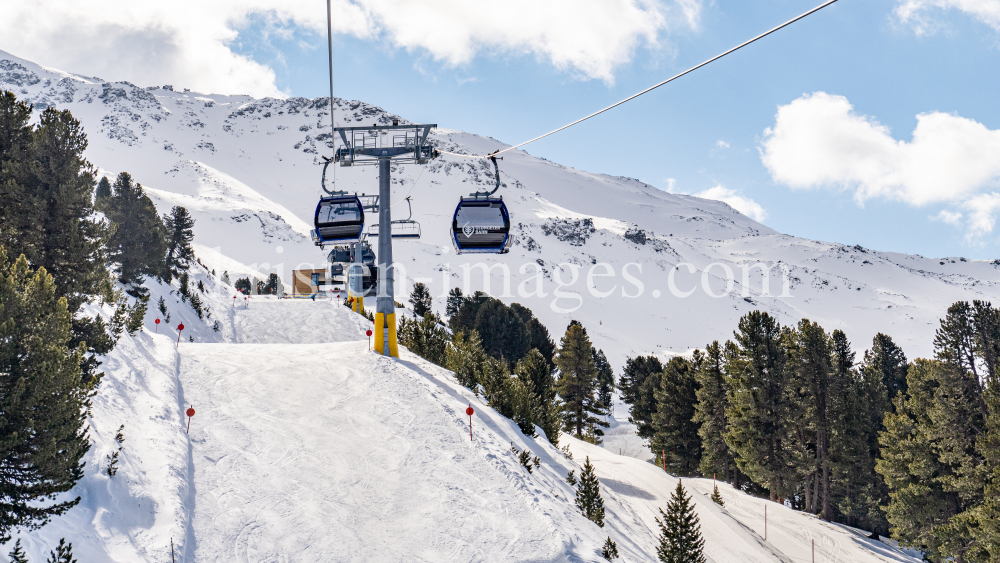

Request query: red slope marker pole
[
  {"left": 366, "top": 329, "right": 372, "bottom": 350},
  {"left": 176, "top": 323, "right": 185, "bottom": 349},
  {"left": 233, "top": 295, "right": 237, "bottom": 308},
  {"left": 186, "top": 405, "right": 195, "bottom": 434},
  {"left": 155, "top": 318, "right": 160, "bottom": 333},
  {"left": 466, "top": 404, "right": 474, "bottom": 441}
]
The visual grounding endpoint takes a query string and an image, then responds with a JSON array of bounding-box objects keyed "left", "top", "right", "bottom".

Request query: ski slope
[{"left": 4, "top": 284, "right": 922, "bottom": 562}]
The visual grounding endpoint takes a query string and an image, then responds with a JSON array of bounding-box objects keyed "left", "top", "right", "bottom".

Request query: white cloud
[
  {"left": 0, "top": 0, "right": 700, "bottom": 98},
  {"left": 932, "top": 209, "right": 964, "bottom": 226},
  {"left": 895, "top": 0, "right": 1000, "bottom": 33},
  {"left": 715, "top": 140, "right": 730, "bottom": 149},
  {"left": 694, "top": 185, "right": 767, "bottom": 222},
  {"left": 962, "top": 193, "right": 1000, "bottom": 243},
  {"left": 761, "top": 92, "right": 1000, "bottom": 241}
]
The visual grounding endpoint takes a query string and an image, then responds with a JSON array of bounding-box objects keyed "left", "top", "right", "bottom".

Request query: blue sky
[
  {"left": 4, "top": 0, "right": 999, "bottom": 258},
  {"left": 234, "top": 0, "right": 1000, "bottom": 259}
]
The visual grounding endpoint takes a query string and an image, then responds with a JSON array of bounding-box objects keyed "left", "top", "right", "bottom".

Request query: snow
[{"left": 4, "top": 281, "right": 922, "bottom": 562}]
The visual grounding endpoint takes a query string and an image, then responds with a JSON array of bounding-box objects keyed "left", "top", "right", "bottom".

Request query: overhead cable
[{"left": 439, "top": 0, "right": 841, "bottom": 160}]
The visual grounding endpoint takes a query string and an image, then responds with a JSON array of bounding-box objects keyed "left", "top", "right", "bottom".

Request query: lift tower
[{"left": 334, "top": 122, "right": 437, "bottom": 357}]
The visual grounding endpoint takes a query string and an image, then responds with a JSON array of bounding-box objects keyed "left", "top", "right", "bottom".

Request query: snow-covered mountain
[{"left": 3, "top": 49, "right": 997, "bottom": 368}]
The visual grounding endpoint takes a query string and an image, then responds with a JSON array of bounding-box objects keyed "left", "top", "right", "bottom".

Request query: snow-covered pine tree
[
  {"left": 8, "top": 539, "right": 29, "bottom": 563},
  {"left": 46, "top": 538, "right": 76, "bottom": 563},
  {"left": 575, "top": 456, "right": 605, "bottom": 527},
  {"left": 602, "top": 536, "right": 619, "bottom": 560},
  {"left": 655, "top": 480, "right": 706, "bottom": 563},
  {"left": 221, "top": 270, "right": 231, "bottom": 285}
]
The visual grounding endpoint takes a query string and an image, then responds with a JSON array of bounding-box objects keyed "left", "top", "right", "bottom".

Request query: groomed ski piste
[{"left": 4, "top": 267, "right": 922, "bottom": 563}]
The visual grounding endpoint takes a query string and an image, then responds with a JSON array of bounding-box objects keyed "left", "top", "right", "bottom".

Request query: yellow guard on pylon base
[{"left": 373, "top": 312, "right": 399, "bottom": 357}]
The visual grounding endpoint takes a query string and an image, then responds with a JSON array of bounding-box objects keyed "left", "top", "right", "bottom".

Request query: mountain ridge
[{"left": 2, "top": 48, "right": 997, "bottom": 369}]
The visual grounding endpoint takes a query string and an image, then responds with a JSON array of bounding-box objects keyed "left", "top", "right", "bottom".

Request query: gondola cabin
[
  {"left": 451, "top": 198, "right": 512, "bottom": 254},
  {"left": 312, "top": 195, "right": 364, "bottom": 246}
]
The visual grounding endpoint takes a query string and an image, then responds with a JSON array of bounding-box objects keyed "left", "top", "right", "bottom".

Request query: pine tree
[
  {"left": 975, "top": 391, "right": 1000, "bottom": 560},
  {"left": 877, "top": 358, "right": 985, "bottom": 562},
  {"left": 397, "top": 313, "right": 449, "bottom": 366},
  {"left": 516, "top": 348, "right": 561, "bottom": 445},
  {"left": 105, "top": 172, "right": 167, "bottom": 294},
  {"left": 593, "top": 348, "right": 615, "bottom": 411},
  {"left": 125, "top": 294, "right": 149, "bottom": 334},
  {"left": 511, "top": 303, "right": 557, "bottom": 369},
  {"left": 221, "top": 270, "right": 231, "bottom": 285},
  {"left": 0, "top": 250, "right": 90, "bottom": 543},
  {"left": 409, "top": 282, "right": 432, "bottom": 317},
  {"left": 602, "top": 536, "right": 619, "bottom": 560},
  {"left": 575, "top": 456, "right": 605, "bottom": 527},
  {"left": 448, "top": 290, "right": 489, "bottom": 333},
  {"left": 620, "top": 355, "right": 664, "bottom": 440},
  {"left": 235, "top": 277, "right": 251, "bottom": 294},
  {"left": 556, "top": 323, "right": 609, "bottom": 441},
  {"left": 694, "top": 342, "right": 736, "bottom": 484},
  {"left": 510, "top": 375, "right": 538, "bottom": 437},
  {"left": 95, "top": 175, "right": 112, "bottom": 201},
  {"left": 711, "top": 484, "right": 724, "bottom": 506},
  {"left": 865, "top": 333, "right": 909, "bottom": 404},
  {"left": 480, "top": 355, "right": 515, "bottom": 418},
  {"left": 264, "top": 273, "right": 279, "bottom": 295},
  {"left": 46, "top": 538, "right": 76, "bottom": 563},
  {"left": 162, "top": 206, "right": 195, "bottom": 279},
  {"left": 655, "top": 481, "right": 706, "bottom": 563},
  {"left": 446, "top": 330, "right": 488, "bottom": 390},
  {"left": 473, "top": 299, "right": 530, "bottom": 364},
  {"left": 445, "top": 287, "right": 464, "bottom": 318},
  {"left": 828, "top": 330, "right": 881, "bottom": 533},
  {"left": 8, "top": 539, "right": 29, "bottom": 563},
  {"left": 0, "top": 94, "right": 114, "bottom": 386},
  {"left": 724, "top": 311, "right": 795, "bottom": 501},
  {"left": 787, "top": 319, "right": 836, "bottom": 520},
  {"left": 651, "top": 356, "right": 702, "bottom": 476}
]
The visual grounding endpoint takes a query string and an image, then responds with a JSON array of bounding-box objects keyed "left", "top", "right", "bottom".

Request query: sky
[{"left": 2, "top": 0, "right": 999, "bottom": 259}]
